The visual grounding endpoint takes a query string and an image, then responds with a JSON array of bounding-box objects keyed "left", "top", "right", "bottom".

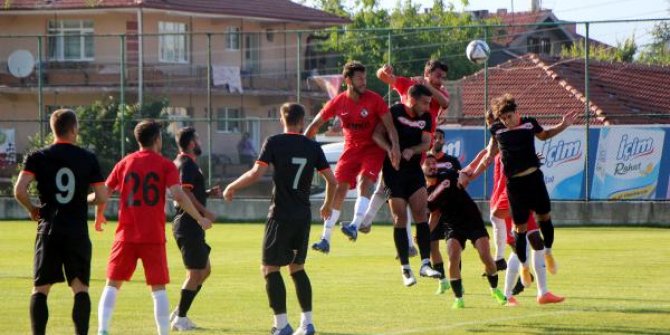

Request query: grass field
[{"left": 1, "top": 221, "right": 669, "bottom": 335}]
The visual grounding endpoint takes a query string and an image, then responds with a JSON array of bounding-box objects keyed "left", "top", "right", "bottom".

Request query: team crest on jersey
[
  {"left": 360, "top": 108, "right": 369, "bottom": 118},
  {"left": 398, "top": 116, "right": 427, "bottom": 129}
]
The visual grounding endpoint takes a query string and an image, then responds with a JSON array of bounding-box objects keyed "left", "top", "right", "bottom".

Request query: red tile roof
[
  {"left": 2, "top": 0, "right": 350, "bottom": 25},
  {"left": 450, "top": 54, "right": 670, "bottom": 125},
  {"left": 487, "top": 10, "right": 558, "bottom": 46}
]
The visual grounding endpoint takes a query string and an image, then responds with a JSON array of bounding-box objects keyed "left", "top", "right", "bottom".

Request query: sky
[{"left": 306, "top": 0, "right": 669, "bottom": 48}]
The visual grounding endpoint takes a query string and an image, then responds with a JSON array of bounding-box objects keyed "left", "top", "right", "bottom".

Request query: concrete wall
[{"left": 2, "top": 197, "right": 668, "bottom": 226}]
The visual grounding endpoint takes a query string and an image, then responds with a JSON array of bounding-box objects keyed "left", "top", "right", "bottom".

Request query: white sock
[
  {"left": 361, "top": 184, "right": 386, "bottom": 227},
  {"left": 504, "top": 253, "right": 520, "bottom": 298},
  {"left": 490, "top": 215, "right": 507, "bottom": 260},
  {"left": 401, "top": 264, "right": 411, "bottom": 271},
  {"left": 152, "top": 290, "right": 170, "bottom": 335},
  {"left": 350, "top": 196, "right": 370, "bottom": 229},
  {"left": 98, "top": 286, "right": 118, "bottom": 333},
  {"left": 300, "top": 311, "right": 313, "bottom": 327},
  {"left": 532, "top": 248, "right": 549, "bottom": 296},
  {"left": 406, "top": 207, "right": 415, "bottom": 248},
  {"left": 322, "top": 209, "right": 340, "bottom": 241},
  {"left": 274, "top": 313, "right": 288, "bottom": 329}
]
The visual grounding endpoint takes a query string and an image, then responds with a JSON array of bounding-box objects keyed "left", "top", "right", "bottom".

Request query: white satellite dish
[{"left": 8, "top": 50, "right": 35, "bottom": 78}]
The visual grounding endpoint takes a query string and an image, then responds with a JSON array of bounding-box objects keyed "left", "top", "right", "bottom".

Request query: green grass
[{"left": 1, "top": 221, "right": 669, "bottom": 334}]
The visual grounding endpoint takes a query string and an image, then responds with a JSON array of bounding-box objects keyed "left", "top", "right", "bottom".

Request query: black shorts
[
  {"left": 262, "top": 218, "right": 310, "bottom": 266},
  {"left": 431, "top": 222, "right": 446, "bottom": 242},
  {"left": 34, "top": 232, "right": 91, "bottom": 286},
  {"left": 383, "top": 167, "right": 426, "bottom": 201},
  {"left": 506, "top": 169, "right": 551, "bottom": 225},
  {"left": 445, "top": 225, "right": 489, "bottom": 250},
  {"left": 175, "top": 236, "right": 211, "bottom": 270}
]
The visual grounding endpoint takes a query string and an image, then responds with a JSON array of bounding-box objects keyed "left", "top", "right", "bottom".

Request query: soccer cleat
[
  {"left": 169, "top": 308, "right": 179, "bottom": 322},
  {"left": 358, "top": 220, "right": 372, "bottom": 234},
  {"left": 340, "top": 222, "right": 358, "bottom": 241},
  {"left": 491, "top": 288, "right": 507, "bottom": 305},
  {"left": 402, "top": 268, "right": 417, "bottom": 287},
  {"left": 419, "top": 264, "right": 442, "bottom": 279},
  {"left": 512, "top": 277, "right": 525, "bottom": 296},
  {"left": 506, "top": 296, "right": 519, "bottom": 307},
  {"left": 452, "top": 298, "right": 465, "bottom": 309},
  {"left": 311, "top": 238, "right": 330, "bottom": 254},
  {"left": 545, "top": 252, "right": 558, "bottom": 275},
  {"left": 495, "top": 258, "right": 508, "bottom": 271},
  {"left": 537, "top": 292, "right": 565, "bottom": 305},
  {"left": 520, "top": 266, "right": 533, "bottom": 287},
  {"left": 271, "top": 324, "right": 294, "bottom": 335},
  {"left": 171, "top": 316, "right": 197, "bottom": 331},
  {"left": 408, "top": 246, "right": 418, "bottom": 258},
  {"left": 292, "top": 324, "right": 316, "bottom": 335},
  {"left": 435, "top": 278, "right": 450, "bottom": 295}
]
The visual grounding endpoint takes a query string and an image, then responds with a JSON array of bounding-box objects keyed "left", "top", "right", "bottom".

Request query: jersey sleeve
[
  {"left": 88, "top": 154, "right": 105, "bottom": 185},
  {"left": 529, "top": 117, "right": 544, "bottom": 133},
  {"left": 22, "top": 152, "right": 41, "bottom": 176},
  {"left": 257, "top": 137, "right": 273, "bottom": 166},
  {"left": 105, "top": 161, "right": 121, "bottom": 191},
  {"left": 315, "top": 144, "right": 330, "bottom": 172},
  {"left": 179, "top": 160, "right": 198, "bottom": 189},
  {"left": 319, "top": 97, "right": 338, "bottom": 120},
  {"left": 392, "top": 76, "right": 413, "bottom": 96},
  {"left": 427, "top": 179, "right": 450, "bottom": 212}
]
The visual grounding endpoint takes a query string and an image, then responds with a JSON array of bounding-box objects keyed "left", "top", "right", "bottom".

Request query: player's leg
[
  {"left": 389, "top": 197, "right": 416, "bottom": 286},
  {"left": 507, "top": 177, "right": 532, "bottom": 264},
  {"left": 490, "top": 208, "right": 509, "bottom": 270},
  {"left": 406, "top": 206, "right": 417, "bottom": 257},
  {"left": 446, "top": 237, "right": 465, "bottom": 309},
  {"left": 262, "top": 218, "right": 297, "bottom": 335},
  {"left": 341, "top": 174, "right": 376, "bottom": 241},
  {"left": 31, "top": 284, "right": 51, "bottom": 335},
  {"left": 536, "top": 212, "right": 557, "bottom": 274},
  {"left": 64, "top": 236, "right": 92, "bottom": 335},
  {"left": 528, "top": 169, "right": 557, "bottom": 274},
  {"left": 98, "top": 279, "right": 123, "bottom": 335},
  {"left": 140, "top": 244, "right": 171, "bottom": 335},
  {"left": 31, "top": 233, "right": 61, "bottom": 335},
  {"left": 408, "top": 186, "right": 440, "bottom": 279},
  {"left": 345, "top": 148, "right": 385, "bottom": 235},
  {"left": 430, "top": 223, "right": 449, "bottom": 294},
  {"left": 289, "top": 221, "right": 315, "bottom": 335},
  {"left": 172, "top": 237, "right": 211, "bottom": 330},
  {"left": 357, "top": 177, "right": 386, "bottom": 233},
  {"left": 528, "top": 230, "right": 565, "bottom": 304},
  {"left": 473, "top": 236, "right": 506, "bottom": 305},
  {"left": 312, "top": 180, "right": 347, "bottom": 253}
]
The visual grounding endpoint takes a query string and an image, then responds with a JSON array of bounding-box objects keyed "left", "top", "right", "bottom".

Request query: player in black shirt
[
  {"left": 424, "top": 154, "right": 507, "bottom": 309},
  {"left": 369, "top": 84, "right": 441, "bottom": 286},
  {"left": 170, "top": 126, "right": 222, "bottom": 331},
  {"left": 14, "top": 109, "right": 108, "bottom": 335},
  {"left": 224, "top": 103, "right": 336, "bottom": 335},
  {"left": 463, "top": 94, "right": 577, "bottom": 271}
]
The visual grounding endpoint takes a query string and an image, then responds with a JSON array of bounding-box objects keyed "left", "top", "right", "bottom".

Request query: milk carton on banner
[
  {"left": 591, "top": 127, "right": 665, "bottom": 199},
  {"left": 537, "top": 128, "right": 585, "bottom": 199}
]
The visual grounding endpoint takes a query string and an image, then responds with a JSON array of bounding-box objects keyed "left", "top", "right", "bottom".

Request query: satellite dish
[{"left": 8, "top": 50, "right": 35, "bottom": 78}]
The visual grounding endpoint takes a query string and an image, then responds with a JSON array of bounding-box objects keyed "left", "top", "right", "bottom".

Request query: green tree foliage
[
  {"left": 638, "top": 22, "right": 670, "bottom": 65},
  {"left": 560, "top": 37, "right": 637, "bottom": 63}
]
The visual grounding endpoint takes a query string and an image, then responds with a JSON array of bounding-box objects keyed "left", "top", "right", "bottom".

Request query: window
[
  {"left": 162, "top": 107, "right": 193, "bottom": 135},
  {"left": 159, "top": 21, "right": 189, "bottom": 63},
  {"left": 527, "top": 37, "right": 540, "bottom": 54},
  {"left": 226, "top": 26, "right": 240, "bottom": 50},
  {"left": 47, "top": 20, "right": 94, "bottom": 61},
  {"left": 216, "top": 107, "right": 242, "bottom": 133},
  {"left": 266, "top": 28, "right": 275, "bottom": 42},
  {"left": 541, "top": 38, "right": 552, "bottom": 54}
]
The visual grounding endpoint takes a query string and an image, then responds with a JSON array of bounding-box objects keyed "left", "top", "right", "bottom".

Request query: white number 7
[{"left": 291, "top": 157, "right": 307, "bottom": 190}]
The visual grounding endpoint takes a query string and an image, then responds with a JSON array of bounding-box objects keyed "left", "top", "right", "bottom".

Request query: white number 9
[{"left": 55, "top": 167, "right": 75, "bottom": 204}]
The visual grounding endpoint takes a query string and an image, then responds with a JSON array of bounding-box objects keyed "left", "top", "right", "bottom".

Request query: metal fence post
[
  {"left": 37, "top": 36, "right": 44, "bottom": 145},
  {"left": 207, "top": 33, "right": 213, "bottom": 187},
  {"left": 297, "top": 31, "right": 302, "bottom": 104},
  {"left": 483, "top": 27, "right": 489, "bottom": 200},
  {"left": 584, "top": 22, "right": 590, "bottom": 202},
  {"left": 120, "top": 34, "right": 126, "bottom": 157}
]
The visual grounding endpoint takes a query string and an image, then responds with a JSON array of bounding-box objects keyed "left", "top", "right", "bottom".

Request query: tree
[
  {"left": 560, "top": 36, "right": 637, "bottom": 63},
  {"left": 638, "top": 22, "right": 670, "bottom": 65}
]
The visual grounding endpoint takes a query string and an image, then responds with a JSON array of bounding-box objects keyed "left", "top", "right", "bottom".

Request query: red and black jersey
[
  {"left": 433, "top": 151, "right": 461, "bottom": 174},
  {"left": 427, "top": 170, "right": 482, "bottom": 228},
  {"left": 257, "top": 133, "right": 330, "bottom": 223},
  {"left": 489, "top": 116, "right": 543, "bottom": 178},
  {"left": 173, "top": 153, "right": 207, "bottom": 238},
  {"left": 22, "top": 142, "right": 104, "bottom": 236},
  {"left": 392, "top": 76, "right": 449, "bottom": 134},
  {"left": 385, "top": 103, "right": 432, "bottom": 171},
  {"left": 320, "top": 91, "right": 388, "bottom": 150},
  {"left": 106, "top": 150, "right": 180, "bottom": 243}
]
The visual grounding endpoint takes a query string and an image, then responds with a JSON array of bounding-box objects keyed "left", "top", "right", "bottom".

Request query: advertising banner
[{"left": 536, "top": 128, "right": 586, "bottom": 199}]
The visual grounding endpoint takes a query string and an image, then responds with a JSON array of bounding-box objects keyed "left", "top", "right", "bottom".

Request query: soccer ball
[{"left": 466, "top": 40, "right": 490, "bottom": 64}]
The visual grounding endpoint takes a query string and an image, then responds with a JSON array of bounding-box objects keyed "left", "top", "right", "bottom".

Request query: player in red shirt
[
  {"left": 305, "top": 61, "right": 400, "bottom": 254},
  {"left": 95, "top": 120, "right": 212, "bottom": 335}
]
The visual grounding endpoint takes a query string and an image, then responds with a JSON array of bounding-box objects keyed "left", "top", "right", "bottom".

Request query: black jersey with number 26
[
  {"left": 489, "top": 116, "right": 543, "bottom": 178},
  {"left": 22, "top": 143, "right": 104, "bottom": 236},
  {"left": 257, "top": 133, "right": 330, "bottom": 223}
]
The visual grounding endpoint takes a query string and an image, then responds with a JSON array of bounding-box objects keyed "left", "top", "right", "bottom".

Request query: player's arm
[
  {"left": 171, "top": 184, "right": 212, "bottom": 230},
  {"left": 206, "top": 185, "right": 222, "bottom": 198},
  {"left": 319, "top": 168, "right": 337, "bottom": 220},
  {"left": 372, "top": 122, "right": 395, "bottom": 160},
  {"left": 13, "top": 172, "right": 39, "bottom": 221},
  {"left": 223, "top": 163, "right": 270, "bottom": 201},
  {"left": 536, "top": 110, "right": 578, "bottom": 140},
  {"left": 461, "top": 148, "right": 488, "bottom": 175},
  {"left": 424, "top": 83, "right": 450, "bottom": 109},
  {"left": 404, "top": 131, "right": 431, "bottom": 161},
  {"left": 304, "top": 111, "right": 329, "bottom": 139},
  {"left": 380, "top": 111, "right": 401, "bottom": 169},
  {"left": 464, "top": 137, "right": 499, "bottom": 187},
  {"left": 183, "top": 186, "right": 216, "bottom": 221},
  {"left": 376, "top": 64, "right": 396, "bottom": 85}
]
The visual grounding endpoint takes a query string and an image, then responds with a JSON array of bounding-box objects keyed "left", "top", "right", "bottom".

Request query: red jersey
[
  {"left": 320, "top": 90, "right": 388, "bottom": 149},
  {"left": 392, "top": 76, "right": 449, "bottom": 134},
  {"left": 106, "top": 150, "right": 180, "bottom": 243}
]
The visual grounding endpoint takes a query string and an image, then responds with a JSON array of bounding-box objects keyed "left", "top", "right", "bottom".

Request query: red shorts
[
  {"left": 335, "top": 144, "right": 385, "bottom": 189},
  {"left": 505, "top": 213, "right": 539, "bottom": 246},
  {"left": 106, "top": 241, "right": 170, "bottom": 285}
]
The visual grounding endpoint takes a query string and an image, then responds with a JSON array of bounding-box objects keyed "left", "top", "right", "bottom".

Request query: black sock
[
  {"left": 291, "top": 270, "right": 312, "bottom": 312},
  {"left": 196, "top": 284, "right": 202, "bottom": 293},
  {"left": 265, "top": 271, "right": 287, "bottom": 315},
  {"left": 514, "top": 231, "right": 528, "bottom": 263},
  {"left": 432, "top": 262, "right": 445, "bottom": 279},
  {"left": 178, "top": 288, "right": 199, "bottom": 317},
  {"left": 486, "top": 274, "right": 499, "bottom": 289},
  {"left": 30, "top": 292, "right": 48, "bottom": 335},
  {"left": 450, "top": 279, "right": 463, "bottom": 298},
  {"left": 415, "top": 222, "right": 431, "bottom": 260},
  {"left": 72, "top": 292, "right": 90, "bottom": 335},
  {"left": 539, "top": 219, "right": 554, "bottom": 249},
  {"left": 394, "top": 227, "right": 410, "bottom": 265}
]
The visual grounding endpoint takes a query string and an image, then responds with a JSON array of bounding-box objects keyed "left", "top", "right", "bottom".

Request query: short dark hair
[
  {"left": 50, "top": 109, "right": 78, "bottom": 137},
  {"left": 134, "top": 120, "right": 162, "bottom": 148},
  {"left": 342, "top": 61, "right": 366, "bottom": 78},
  {"left": 434, "top": 128, "right": 445, "bottom": 137},
  {"left": 425, "top": 59, "right": 448, "bottom": 74},
  {"left": 491, "top": 93, "right": 517, "bottom": 119},
  {"left": 280, "top": 103, "right": 305, "bottom": 126},
  {"left": 176, "top": 126, "right": 197, "bottom": 151},
  {"left": 408, "top": 84, "right": 433, "bottom": 100}
]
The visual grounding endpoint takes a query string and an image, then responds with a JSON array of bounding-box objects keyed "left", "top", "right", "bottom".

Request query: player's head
[
  {"left": 424, "top": 59, "right": 448, "bottom": 86},
  {"left": 433, "top": 128, "right": 445, "bottom": 151},
  {"left": 422, "top": 153, "right": 438, "bottom": 177},
  {"left": 343, "top": 61, "right": 366, "bottom": 95},
  {"left": 407, "top": 84, "right": 432, "bottom": 115},
  {"left": 134, "top": 120, "right": 162, "bottom": 151},
  {"left": 485, "top": 109, "right": 497, "bottom": 127},
  {"left": 492, "top": 93, "right": 519, "bottom": 128},
  {"left": 50, "top": 108, "right": 78, "bottom": 140},
  {"left": 280, "top": 102, "right": 306, "bottom": 131},
  {"left": 176, "top": 126, "right": 201, "bottom": 156}
]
